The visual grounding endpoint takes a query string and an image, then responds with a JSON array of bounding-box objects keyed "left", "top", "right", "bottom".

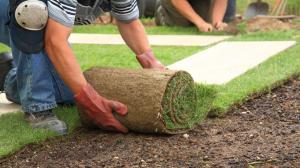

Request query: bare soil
[
  {"left": 246, "top": 17, "right": 298, "bottom": 32},
  {"left": 1, "top": 78, "right": 300, "bottom": 168},
  {"left": 225, "top": 17, "right": 300, "bottom": 34}
]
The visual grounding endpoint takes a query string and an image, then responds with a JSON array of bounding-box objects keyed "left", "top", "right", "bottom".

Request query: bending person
[
  {"left": 155, "top": 0, "right": 236, "bottom": 32},
  {"left": 0, "top": 0, "right": 165, "bottom": 135}
]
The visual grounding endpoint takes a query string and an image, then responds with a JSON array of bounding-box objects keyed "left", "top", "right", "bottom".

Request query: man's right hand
[
  {"left": 75, "top": 83, "right": 128, "bottom": 133},
  {"left": 197, "top": 22, "right": 213, "bottom": 32}
]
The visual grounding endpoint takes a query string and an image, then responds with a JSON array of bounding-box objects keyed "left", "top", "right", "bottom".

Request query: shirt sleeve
[
  {"left": 110, "top": 0, "right": 139, "bottom": 22},
  {"left": 48, "top": 0, "right": 78, "bottom": 27}
]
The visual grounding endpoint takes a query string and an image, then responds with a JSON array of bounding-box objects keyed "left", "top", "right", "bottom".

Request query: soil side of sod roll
[{"left": 79, "top": 67, "right": 215, "bottom": 134}]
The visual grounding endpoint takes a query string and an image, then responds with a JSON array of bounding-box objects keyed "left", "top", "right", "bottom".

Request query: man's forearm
[
  {"left": 116, "top": 19, "right": 150, "bottom": 55},
  {"left": 211, "top": 0, "right": 228, "bottom": 25},
  {"left": 45, "top": 19, "right": 87, "bottom": 94},
  {"left": 171, "top": 0, "right": 206, "bottom": 27}
]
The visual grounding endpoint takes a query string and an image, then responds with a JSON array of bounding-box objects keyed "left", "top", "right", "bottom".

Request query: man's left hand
[
  {"left": 214, "top": 21, "right": 228, "bottom": 31},
  {"left": 136, "top": 50, "right": 166, "bottom": 70}
]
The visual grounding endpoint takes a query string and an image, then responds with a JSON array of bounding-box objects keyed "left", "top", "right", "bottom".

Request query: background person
[{"left": 155, "top": 0, "right": 236, "bottom": 32}]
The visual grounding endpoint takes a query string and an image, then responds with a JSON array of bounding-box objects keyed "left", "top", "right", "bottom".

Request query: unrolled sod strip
[{"left": 78, "top": 67, "right": 212, "bottom": 134}]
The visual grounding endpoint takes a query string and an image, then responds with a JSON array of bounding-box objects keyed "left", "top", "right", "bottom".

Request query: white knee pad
[{"left": 15, "top": 0, "right": 48, "bottom": 31}]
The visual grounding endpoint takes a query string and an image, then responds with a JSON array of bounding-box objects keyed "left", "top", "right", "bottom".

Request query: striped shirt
[{"left": 48, "top": 0, "right": 139, "bottom": 27}]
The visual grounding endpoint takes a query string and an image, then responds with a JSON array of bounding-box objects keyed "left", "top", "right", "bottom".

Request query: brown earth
[
  {"left": 246, "top": 17, "right": 298, "bottom": 32},
  {"left": 225, "top": 17, "right": 300, "bottom": 34},
  {"left": 1, "top": 78, "right": 300, "bottom": 168}
]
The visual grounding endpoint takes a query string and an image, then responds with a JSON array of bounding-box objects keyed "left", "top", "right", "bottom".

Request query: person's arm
[
  {"left": 45, "top": 18, "right": 128, "bottom": 133},
  {"left": 171, "top": 0, "right": 213, "bottom": 32},
  {"left": 116, "top": 19, "right": 165, "bottom": 70},
  {"left": 116, "top": 19, "right": 149, "bottom": 55},
  {"left": 45, "top": 19, "right": 86, "bottom": 94},
  {"left": 211, "top": 0, "right": 228, "bottom": 30}
]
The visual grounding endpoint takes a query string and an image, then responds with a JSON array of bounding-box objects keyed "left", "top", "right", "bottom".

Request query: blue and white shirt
[{"left": 48, "top": 0, "right": 139, "bottom": 27}]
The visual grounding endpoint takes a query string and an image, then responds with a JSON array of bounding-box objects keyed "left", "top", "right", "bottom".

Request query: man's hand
[
  {"left": 196, "top": 22, "right": 213, "bottom": 32},
  {"left": 75, "top": 84, "right": 128, "bottom": 133},
  {"left": 136, "top": 50, "right": 166, "bottom": 70},
  {"left": 214, "top": 21, "right": 228, "bottom": 31}
]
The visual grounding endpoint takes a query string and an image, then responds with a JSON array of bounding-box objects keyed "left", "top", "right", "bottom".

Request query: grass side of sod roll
[{"left": 162, "top": 72, "right": 216, "bottom": 131}]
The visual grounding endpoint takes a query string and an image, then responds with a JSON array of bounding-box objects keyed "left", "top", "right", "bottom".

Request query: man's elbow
[{"left": 44, "top": 35, "right": 65, "bottom": 57}]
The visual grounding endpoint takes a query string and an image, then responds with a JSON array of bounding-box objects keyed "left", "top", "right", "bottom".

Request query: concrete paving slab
[
  {"left": 168, "top": 41, "right": 296, "bottom": 84},
  {"left": 69, "top": 34, "right": 231, "bottom": 46},
  {"left": 0, "top": 93, "right": 21, "bottom": 115}
]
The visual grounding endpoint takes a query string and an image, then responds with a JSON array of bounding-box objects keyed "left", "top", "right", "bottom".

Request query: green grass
[
  {"left": 162, "top": 73, "right": 216, "bottom": 131},
  {"left": 72, "top": 45, "right": 202, "bottom": 70},
  {"left": 0, "top": 113, "right": 56, "bottom": 157},
  {"left": 0, "top": 44, "right": 10, "bottom": 52},
  {"left": 1, "top": 29, "right": 300, "bottom": 158}
]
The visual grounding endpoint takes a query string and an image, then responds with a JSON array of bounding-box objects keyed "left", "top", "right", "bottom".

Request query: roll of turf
[{"left": 78, "top": 67, "right": 213, "bottom": 134}]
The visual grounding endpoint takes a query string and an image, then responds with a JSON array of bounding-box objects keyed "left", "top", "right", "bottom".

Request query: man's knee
[{"left": 9, "top": 0, "right": 48, "bottom": 54}]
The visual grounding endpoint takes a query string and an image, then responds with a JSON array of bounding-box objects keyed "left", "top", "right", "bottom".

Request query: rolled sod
[{"left": 78, "top": 67, "right": 214, "bottom": 134}]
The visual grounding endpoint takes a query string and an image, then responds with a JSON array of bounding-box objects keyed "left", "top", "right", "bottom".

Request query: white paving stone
[
  {"left": 69, "top": 34, "right": 231, "bottom": 46},
  {"left": 168, "top": 41, "right": 296, "bottom": 84},
  {"left": 0, "top": 93, "right": 21, "bottom": 115}
]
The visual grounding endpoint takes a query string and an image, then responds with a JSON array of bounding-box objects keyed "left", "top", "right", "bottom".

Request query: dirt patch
[
  {"left": 1, "top": 78, "right": 300, "bottom": 167},
  {"left": 247, "top": 17, "right": 295, "bottom": 32},
  {"left": 225, "top": 17, "right": 300, "bottom": 34}
]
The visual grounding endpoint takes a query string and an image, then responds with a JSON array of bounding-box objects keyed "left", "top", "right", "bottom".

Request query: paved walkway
[
  {"left": 168, "top": 41, "right": 296, "bottom": 84},
  {"left": 0, "top": 93, "right": 20, "bottom": 115},
  {"left": 69, "top": 34, "right": 231, "bottom": 46}
]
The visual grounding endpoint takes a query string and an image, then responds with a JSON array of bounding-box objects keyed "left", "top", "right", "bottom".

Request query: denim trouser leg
[
  {"left": 0, "top": 0, "right": 74, "bottom": 113},
  {"left": 224, "top": 0, "right": 236, "bottom": 23}
]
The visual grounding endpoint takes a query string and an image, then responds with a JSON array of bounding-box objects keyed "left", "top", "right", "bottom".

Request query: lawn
[{"left": 0, "top": 27, "right": 299, "bottom": 158}]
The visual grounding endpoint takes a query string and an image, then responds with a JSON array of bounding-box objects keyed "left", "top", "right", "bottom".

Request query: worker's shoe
[
  {"left": 136, "top": 50, "right": 166, "bottom": 70},
  {"left": 25, "top": 110, "right": 68, "bottom": 135},
  {"left": 0, "top": 52, "right": 13, "bottom": 92}
]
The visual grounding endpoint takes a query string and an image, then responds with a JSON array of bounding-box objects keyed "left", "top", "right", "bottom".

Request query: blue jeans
[
  {"left": 224, "top": 0, "right": 236, "bottom": 23},
  {"left": 0, "top": 0, "right": 74, "bottom": 113}
]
